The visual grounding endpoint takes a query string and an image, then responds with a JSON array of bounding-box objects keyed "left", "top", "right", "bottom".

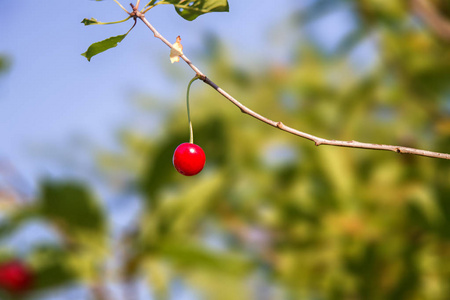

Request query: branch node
[
  {"left": 129, "top": 3, "right": 141, "bottom": 18},
  {"left": 276, "top": 121, "right": 284, "bottom": 129},
  {"left": 199, "top": 75, "right": 207, "bottom": 82}
]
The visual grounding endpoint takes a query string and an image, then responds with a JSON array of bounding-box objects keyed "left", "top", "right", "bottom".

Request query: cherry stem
[{"left": 186, "top": 76, "right": 199, "bottom": 144}]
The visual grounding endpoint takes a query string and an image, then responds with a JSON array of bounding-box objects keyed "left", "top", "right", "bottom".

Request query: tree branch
[{"left": 135, "top": 12, "right": 450, "bottom": 160}]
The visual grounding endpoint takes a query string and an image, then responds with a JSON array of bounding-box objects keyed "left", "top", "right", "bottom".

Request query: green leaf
[
  {"left": 81, "top": 33, "right": 128, "bottom": 61},
  {"left": 81, "top": 16, "right": 132, "bottom": 26},
  {"left": 158, "top": 0, "right": 230, "bottom": 21},
  {"left": 159, "top": 240, "right": 253, "bottom": 276},
  {"left": 81, "top": 17, "right": 100, "bottom": 26},
  {"left": 37, "top": 181, "right": 106, "bottom": 236},
  {"left": 30, "top": 246, "right": 77, "bottom": 291}
]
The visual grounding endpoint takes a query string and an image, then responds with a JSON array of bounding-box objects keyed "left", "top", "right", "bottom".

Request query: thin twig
[
  {"left": 113, "top": 0, "right": 130, "bottom": 14},
  {"left": 135, "top": 13, "right": 450, "bottom": 160}
]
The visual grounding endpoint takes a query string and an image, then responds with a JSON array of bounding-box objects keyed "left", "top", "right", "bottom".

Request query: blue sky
[{"left": 0, "top": 0, "right": 360, "bottom": 182}]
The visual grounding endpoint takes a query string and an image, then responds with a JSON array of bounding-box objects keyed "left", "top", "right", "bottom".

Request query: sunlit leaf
[
  {"left": 157, "top": 0, "right": 229, "bottom": 21},
  {"left": 170, "top": 36, "right": 183, "bottom": 63},
  {"left": 81, "top": 33, "right": 128, "bottom": 61},
  {"left": 159, "top": 241, "right": 253, "bottom": 275}
]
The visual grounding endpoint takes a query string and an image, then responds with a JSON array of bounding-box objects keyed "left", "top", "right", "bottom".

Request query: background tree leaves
[
  {"left": 37, "top": 181, "right": 106, "bottom": 237},
  {"left": 0, "top": 55, "right": 10, "bottom": 75}
]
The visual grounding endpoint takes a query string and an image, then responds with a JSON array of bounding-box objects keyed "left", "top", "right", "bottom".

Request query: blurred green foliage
[
  {"left": 1, "top": 0, "right": 450, "bottom": 299},
  {"left": 0, "top": 55, "right": 10, "bottom": 76},
  {"left": 0, "top": 182, "right": 107, "bottom": 299}
]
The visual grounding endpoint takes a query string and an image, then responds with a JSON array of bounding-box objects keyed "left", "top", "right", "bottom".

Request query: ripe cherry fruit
[
  {"left": 173, "top": 142, "right": 205, "bottom": 176},
  {"left": 0, "top": 260, "right": 33, "bottom": 294}
]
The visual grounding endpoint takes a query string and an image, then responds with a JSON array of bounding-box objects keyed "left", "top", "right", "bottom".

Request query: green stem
[
  {"left": 142, "top": 0, "right": 165, "bottom": 13},
  {"left": 112, "top": 0, "right": 130, "bottom": 14},
  {"left": 142, "top": 3, "right": 159, "bottom": 14},
  {"left": 186, "top": 76, "right": 199, "bottom": 144},
  {"left": 97, "top": 16, "right": 132, "bottom": 25}
]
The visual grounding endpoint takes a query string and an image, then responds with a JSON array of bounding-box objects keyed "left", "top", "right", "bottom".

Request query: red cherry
[
  {"left": 173, "top": 143, "right": 205, "bottom": 176},
  {"left": 0, "top": 260, "right": 33, "bottom": 293}
]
